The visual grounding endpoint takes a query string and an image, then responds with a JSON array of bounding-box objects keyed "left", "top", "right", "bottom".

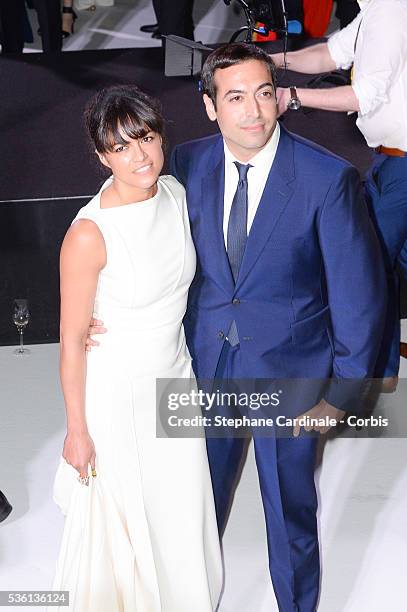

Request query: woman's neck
[{"left": 102, "top": 178, "right": 158, "bottom": 208}]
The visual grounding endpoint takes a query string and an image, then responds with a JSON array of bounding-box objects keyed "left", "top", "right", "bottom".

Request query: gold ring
[{"left": 91, "top": 468, "right": 97, "bottom": 477}]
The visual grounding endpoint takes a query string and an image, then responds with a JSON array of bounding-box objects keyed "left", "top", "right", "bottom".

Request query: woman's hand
[{"left": 62, "top": 431, "right": 96, "bottom": 480}]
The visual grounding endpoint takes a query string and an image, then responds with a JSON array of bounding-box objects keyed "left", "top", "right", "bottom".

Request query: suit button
[
  {"left": 232, "top": 298, "right": 240, "bottom": 305},
  {"left": 217, "top": 331, "right": 225, "bottom": 339}
]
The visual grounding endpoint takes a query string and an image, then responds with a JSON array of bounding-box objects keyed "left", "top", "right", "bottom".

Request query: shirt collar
[{"left": 223, "top": 121, "right": 280, "bottom": 169}]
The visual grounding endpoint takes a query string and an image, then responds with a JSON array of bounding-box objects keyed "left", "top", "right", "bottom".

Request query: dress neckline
[{"left": 97, "top": 176, "right": 161, "bottom": 211}]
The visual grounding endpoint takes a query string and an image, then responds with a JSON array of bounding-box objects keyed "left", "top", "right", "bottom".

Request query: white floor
[{"left": 0, "top": 327, "right": 406, "bottom": 611}]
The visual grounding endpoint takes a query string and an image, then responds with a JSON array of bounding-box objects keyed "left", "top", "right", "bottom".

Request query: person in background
[
  {"left": 0, "top": 0, "right": 26, "bottom": 53},
  {"left": 140, "top": 0, "right": 195, "bottom": 40},
  {"left": 34, "top": 0, "right": 62, "bottom": 51},
  {"left": 62, "top": 0, "right": 77, "bottom": 38},
  {"left": 272, "top": 0, "right": 407, "bottom": 390},
  {"left": 0, "top": 0, "right": 62, "bottom": 52}
]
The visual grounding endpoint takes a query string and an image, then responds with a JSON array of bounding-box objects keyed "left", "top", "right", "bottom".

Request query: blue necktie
[{"left": 226, "top": 162, "right": 251, "bottom": 346}]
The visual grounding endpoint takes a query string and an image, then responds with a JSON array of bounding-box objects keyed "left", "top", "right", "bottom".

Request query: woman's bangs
[{"left": 116, "top": 112, "right": 152, "bottom": 146}]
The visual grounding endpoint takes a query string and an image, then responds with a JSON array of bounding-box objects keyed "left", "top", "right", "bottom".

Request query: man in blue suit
[
  {"left": 170, "top": 44, "right": 386, "bottom": 611},
  {"left": 88, "top": 44, "right": 386, "bottom": 611}
]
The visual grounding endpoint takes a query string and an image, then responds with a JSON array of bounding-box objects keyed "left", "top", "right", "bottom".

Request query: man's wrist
[{"left": 286, "top": 86, "right": 301, "bottom": 111}]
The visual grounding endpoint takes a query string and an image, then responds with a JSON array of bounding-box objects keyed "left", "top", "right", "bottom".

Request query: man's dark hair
[
  {"left": 84, "top": 84, "right": 165, "bottom": 154},
  {"left": 201, "top": 43, "right": 277, "bottom": 108}
]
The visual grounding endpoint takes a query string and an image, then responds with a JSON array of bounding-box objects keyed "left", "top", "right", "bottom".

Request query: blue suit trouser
[
  {"left": 365, "top": 154, "right": 407, "bottom": 377},
  {"left": 205, "top": 341, "right": 320, "bottom": 612}
]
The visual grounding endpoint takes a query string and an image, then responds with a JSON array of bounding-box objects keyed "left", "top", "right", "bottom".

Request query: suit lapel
[
  {"left": 235, "top": 126, "right": 296, "bottom": 290},
  {"left": 201, "top": 139, "right": 235, "bottom": 293}
]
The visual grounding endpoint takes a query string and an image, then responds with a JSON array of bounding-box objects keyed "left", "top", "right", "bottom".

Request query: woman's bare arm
[{"left": 59, "top": 219, "right": 106, "bottom": 478}]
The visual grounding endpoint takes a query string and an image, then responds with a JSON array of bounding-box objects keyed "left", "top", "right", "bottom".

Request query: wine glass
[{"left": 12, "top": 299, "right": 31, "bottom": 356}]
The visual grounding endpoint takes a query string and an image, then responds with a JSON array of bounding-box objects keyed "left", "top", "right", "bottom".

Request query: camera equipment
[
  {"left": 164, "top": 36, "right": 213, "bottom": 77},
  {"left": 163, "top": 0, "right": 300, "bottom": 78},
  {"left": 224, "top": 0, "right": 288, "bottom": 42}
]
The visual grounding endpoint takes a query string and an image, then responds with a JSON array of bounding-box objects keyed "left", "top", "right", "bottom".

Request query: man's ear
[
  {"left": 96, "top": 150, "right": 111, "bottom": 170},
  {"left": 203, "top": 93, "right": 217, "bottom": 122}
]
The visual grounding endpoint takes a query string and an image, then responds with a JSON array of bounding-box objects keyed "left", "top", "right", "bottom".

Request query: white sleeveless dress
[{"left": 49, "top": 176, "right": 222, "bottom": 612}]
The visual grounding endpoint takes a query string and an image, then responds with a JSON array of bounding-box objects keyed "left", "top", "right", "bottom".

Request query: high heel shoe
[
  {"left": 140, "top": 23, "right": 159, "bottom": 34},
  {"left": 0, "top": 490, "right": 12, "bottom": 523},
  {"left": 62, "top": 6, "right": 78, "bottom": 39}
]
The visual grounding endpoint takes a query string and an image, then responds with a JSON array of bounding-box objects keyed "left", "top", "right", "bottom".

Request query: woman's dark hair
[
  {"left": 84, "top": 84, "right": 165, "bottom": 153},
  {"left": 201, "top": 43, "right": 277, "bottom": 108}
]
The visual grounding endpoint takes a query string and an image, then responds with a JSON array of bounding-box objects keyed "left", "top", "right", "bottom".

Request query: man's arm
[
  {"left": 270, "top": 12, "right": 362, "bottom": 75},
  {"left": 271, "top": 15, "right": 363, "bottom": 116},
  {"left": 272, "top": 40, "right": 359, "bottom": 115},
  {"left": 318, "top": 165, "right": 386, "bottom": 380},
  {"left": 272, "top": 38, "right": 359, "bottom": 116},
  {"left": 276, "top": 84, "right": 360, "bottom": 116},
  {"left": 293, "top": 165, "right": 386, "bottom": 434},
  {"left": 276, "top": 4, "right": 407, "bottom": 118},
  {"left": 271, "top": 43, "right": 336, "bottom": 75}
]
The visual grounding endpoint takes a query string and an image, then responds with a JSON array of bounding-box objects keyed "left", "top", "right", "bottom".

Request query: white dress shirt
[
  {"left": 327, "top": 0, "right": 407, "bottom": 149},
  {"left": 223, "top": 122, "right": 280, "bottom": 246}
]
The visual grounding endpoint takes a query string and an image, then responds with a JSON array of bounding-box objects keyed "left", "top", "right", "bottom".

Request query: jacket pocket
[{"left": 290, "top": 305, "right": 331, "bottom": 345}]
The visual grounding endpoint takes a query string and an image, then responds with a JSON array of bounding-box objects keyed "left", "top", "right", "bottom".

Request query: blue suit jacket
[{"left": 171, "top": 125, "right": 386, "bottom": 400}]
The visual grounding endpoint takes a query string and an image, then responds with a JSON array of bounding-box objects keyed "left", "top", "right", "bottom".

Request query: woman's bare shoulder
[
  {"left": 61, "top": 219, "right": 106, "bottom": 269},
  {"left": 69, "top": 217, "right": 103, "bottom": 240}
]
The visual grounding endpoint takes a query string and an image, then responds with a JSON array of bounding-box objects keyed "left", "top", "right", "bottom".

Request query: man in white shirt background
[{"left": 272, "top": 0, "right": 407, "bottom": 389}]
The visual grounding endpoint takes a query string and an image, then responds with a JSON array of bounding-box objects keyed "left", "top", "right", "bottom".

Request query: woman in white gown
[{"left": 49, "top": 85, "right": 222, "bottom": 612}]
